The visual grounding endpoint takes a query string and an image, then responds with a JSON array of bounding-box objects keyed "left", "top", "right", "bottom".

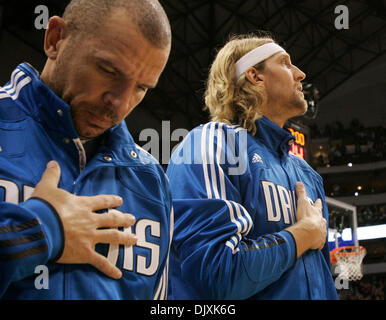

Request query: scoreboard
[
  {"left": 288, "top": 127, "right": 306, "bottom": 160},
  {"left": 285, "top": 121, "right": 310, "bottom": 163}
]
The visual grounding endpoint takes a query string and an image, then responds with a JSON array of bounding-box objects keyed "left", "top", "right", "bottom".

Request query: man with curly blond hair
[{"left": 166, "top": 33, "right": 338, "bottom": 300}]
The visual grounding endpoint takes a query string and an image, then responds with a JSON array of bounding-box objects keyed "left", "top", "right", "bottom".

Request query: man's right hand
[
  {"left": 31, "top": 160, "right": 137, "bottom": 279},
  {"left": 285, "top": 182, "right": 327, "bottom": 258}
]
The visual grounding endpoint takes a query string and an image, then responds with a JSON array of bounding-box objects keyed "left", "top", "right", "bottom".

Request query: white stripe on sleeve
[
  {"left": 201, "top": 123, "right": 212, "bottom": 199},
  {"left": 200, "top": 123, "right": 253, "bottom": 254}
]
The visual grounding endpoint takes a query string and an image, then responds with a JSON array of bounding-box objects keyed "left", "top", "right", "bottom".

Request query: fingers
[
  {"left": 318, "top": 218, "right": 327, "bottom": 250},
  {"left": 314, "top": 198, "right": 323, "bottom": 213},
  {"left": 94, "top": 229, "right": 137, "bottom": 246},
  {"left": 36, "top": 160, "right": 61, "bottom": 189},
  {"left": 295, "top": 182, "right": 306, "bottom": 200},
  {"left": 88, "top": 253, "right": 123, "bottom": 279},
  {"left": 296, "top": 182, "right": 323, "bottom": 214},
  {"left": 318, "top": 237, "right": 327, "bottom": 250},
  {"left": 95, "top": 209, "right": 136, "bottom": 228},
  {"left": 85, "top": 195, "right": 123, "bottom": 211},
  {"left": 89, "top": 228, "right": 137, "bottom": 278}
]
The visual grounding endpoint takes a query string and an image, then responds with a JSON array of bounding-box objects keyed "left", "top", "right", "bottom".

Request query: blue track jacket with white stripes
[
  {"left": 0, "top": 63, "right": 173, "bottom": 299},
  {"left": 166, "top": 118, "right": 338, "bottom": 299}
]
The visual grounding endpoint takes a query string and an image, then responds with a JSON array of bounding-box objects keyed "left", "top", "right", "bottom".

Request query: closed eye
[
  {"left": 98, "top": 65, "right": 117, "bottom": 76},
  {"left": 282, "top": 58, "right": 291, "bottom": 67},
  {"left": 137, "top": 85, "right": 149, "bottom": 92}
]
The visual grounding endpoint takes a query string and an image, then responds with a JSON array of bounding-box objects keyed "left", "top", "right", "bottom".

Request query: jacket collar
[
  {"left": 254, "top": 116, "right": 295, "bottom": 156},
  {"left": 16, "top": 63, "right": 79, "bottom": 140}
]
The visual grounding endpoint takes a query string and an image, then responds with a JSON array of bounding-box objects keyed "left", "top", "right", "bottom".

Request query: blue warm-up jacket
[{"left": 166, "top": 118, "right": 338, "bottom": 300}]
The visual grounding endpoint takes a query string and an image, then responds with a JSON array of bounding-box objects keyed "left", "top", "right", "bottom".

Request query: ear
[
  {"left": 245, "top": 67, "right": 264, "bottom": 86},
  {"left": 44, "top": 16, "right": 68, "bottom": 60}
]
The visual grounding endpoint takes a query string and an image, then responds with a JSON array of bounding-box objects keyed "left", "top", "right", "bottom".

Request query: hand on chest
[{"left": 248, "top": 154, "right": 319, "bottom": 231}]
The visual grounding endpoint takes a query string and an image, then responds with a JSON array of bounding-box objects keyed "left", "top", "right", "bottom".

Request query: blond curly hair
[{"left": 204, "top": 34, "right": 275, "bottom": 135}]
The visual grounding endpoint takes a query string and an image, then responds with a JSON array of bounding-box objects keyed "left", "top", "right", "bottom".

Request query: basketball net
[{"left": 333, "top": 246, "right": 366, "bottom": 281}]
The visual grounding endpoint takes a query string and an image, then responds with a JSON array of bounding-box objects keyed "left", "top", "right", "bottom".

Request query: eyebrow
[
  {"left": 95, "top": 56, "right": 156, "bottom": 89},
  {"left": 276, "top": 52, "right": 291, "bottom": 61}
]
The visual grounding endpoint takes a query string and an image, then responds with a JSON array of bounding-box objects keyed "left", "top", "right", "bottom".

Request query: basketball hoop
[{"left": 331, "top": 246, "right": 366, "bottom": 281}]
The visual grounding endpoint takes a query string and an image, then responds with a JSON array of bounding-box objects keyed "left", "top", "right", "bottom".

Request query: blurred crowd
[
  {"left": 358, "top": 203, "right": 386, "bottom": 227},
  {"left": 310, "top": 119, "right": 386, "bottom": 167},
  {"left": 338, "top": 273, "right": 386, "bottom": 300},
  {"left": 327, "top": 183, "right": 386, "bottom": 197},
  {"left": 314, "top": 120, "right": 386, "bottom": 301}
]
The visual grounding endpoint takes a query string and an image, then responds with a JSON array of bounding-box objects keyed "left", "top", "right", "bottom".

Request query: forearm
[
  {"left": 285, "top": 216, "right": 327, "bottom": 259},
  {"left": 176, "top": 229, "right": 296, "bottom": 299},
  {"left": 172, "top": 199, "right": 297, "bottom": 299},
  {"left": 0, "top": 199, "right": 64, "bottom": 296},
  {"left": 285, "top": 221, "right": 315, "bottom": 258}
]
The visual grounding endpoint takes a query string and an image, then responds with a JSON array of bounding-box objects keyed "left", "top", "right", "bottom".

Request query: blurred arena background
[{"left": 1, "top": 0, "right": 385, "bottom": 300}]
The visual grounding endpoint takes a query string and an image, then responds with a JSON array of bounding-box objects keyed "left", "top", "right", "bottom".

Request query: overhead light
[{"left": 357, "top": 186, "right": 362, "bottom": 191}]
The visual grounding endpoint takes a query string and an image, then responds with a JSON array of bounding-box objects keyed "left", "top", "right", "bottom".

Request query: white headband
[{"left": 234, "top": 43, "right": 286, "bottom": 81}]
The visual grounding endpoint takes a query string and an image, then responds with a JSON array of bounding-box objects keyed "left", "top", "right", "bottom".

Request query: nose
[
  {"left": 102, "top": 81, "right": 136, "bottom": 113},
  {"left": 293, "top": 65, "right": 306, "bottom": 82}
]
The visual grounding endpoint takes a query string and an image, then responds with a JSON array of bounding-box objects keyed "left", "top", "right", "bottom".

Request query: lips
[
  {"left": 86, "top": 111, "right": 112, "bottom": 128},
  {"left": 296, "top": 85, "right": 304, "bottom": 96}
]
